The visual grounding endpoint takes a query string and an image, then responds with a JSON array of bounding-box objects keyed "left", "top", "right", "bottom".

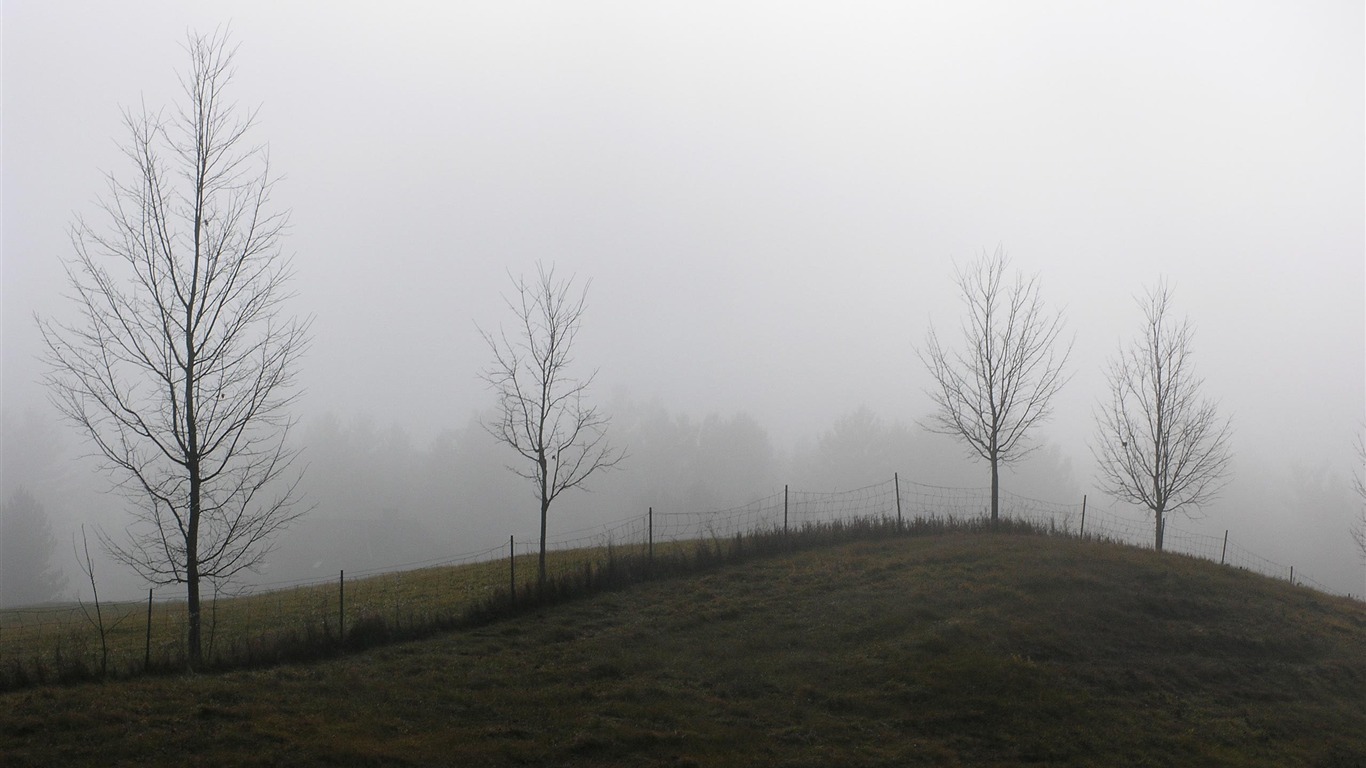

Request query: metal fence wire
[{"left": 0, "top": 476, "right": 1355, "bottom": 686}]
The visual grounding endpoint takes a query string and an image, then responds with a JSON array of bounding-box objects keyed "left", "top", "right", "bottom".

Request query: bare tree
[
  {"left": 73, "top": 525, "right": 128, "bottom": 677},
  {"left": 38, "top": 30, "right": 310, "bottom": 668},
  {"left": 1352, "top": 430, "right": 1365, "bottom": 558},
  {"left": 918, "top": 247, "right": 1072, "bottom": 523},
  {"left": 0, "top": 488, "right": 68, "bottom": 607},
  {"left": 480, "top": 264, "right": 624, "bottom": 589},
  {"left": 1093, "top": 281, "right": 1232, "bottom": 551}
]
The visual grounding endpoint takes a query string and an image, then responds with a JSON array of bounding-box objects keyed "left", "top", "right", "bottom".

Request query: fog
[{"left": 3, "top": 2, "right": 1363, "bottom": 601}]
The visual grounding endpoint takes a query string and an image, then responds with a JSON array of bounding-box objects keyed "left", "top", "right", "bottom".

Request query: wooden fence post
[
  {"left": 339, "top": 570, "right": 345, "bottom": 642},
  {"left": 1220, "top": 530, "right": 1228, "bottom": 565},
  {"left": 894, "top": 473, "right": 903, "bottom": 529},
  {"left": 648, "top": 507, "right": 654, "bottom": 566},
  {"left": 784, "top": 485, "right": 789, "bottom": 536},
  {"left": 1080, "top": 494, "right": 1087, "bottom": 538},
  {"left": 509, "top": 536, "right": 516, "bottom": 599}
]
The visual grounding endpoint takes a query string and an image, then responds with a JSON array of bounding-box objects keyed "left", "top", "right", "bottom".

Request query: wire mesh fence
[{"left": 0, "top": 474, "right": 1356, "bottom": 688}]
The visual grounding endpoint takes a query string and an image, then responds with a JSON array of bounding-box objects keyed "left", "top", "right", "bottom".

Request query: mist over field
[{"left": 3, "top": 1, "right": 1363, "bottom": 603}]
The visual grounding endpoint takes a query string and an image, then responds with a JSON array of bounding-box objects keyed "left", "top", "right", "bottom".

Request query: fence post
[
  {"left": 339, "top": 570, "right": 345, "bottom": 642},
  {"left": 1289, "top": 566, "right": 1294, "bottom": 585},
  {"left": 509, "top": 535, "right": 516, "bottom": 599},
  {"left": 1080, "top": 494, "right": 1087, "bottom": 539},
  {"left": 894, "top": 473, "right": 903, "bottom": 529},
  {"left": 648, "top": 507, "right": 654, "bottom": 567},
  {"left": 784, "top": 485, "right": 789, "bottom": 536},
  {"left": 144, "top": 588, "right": 153, "bottom": 671},
  {"left": 1220, "top": 530, "right": 1228, "bottom": 565}
]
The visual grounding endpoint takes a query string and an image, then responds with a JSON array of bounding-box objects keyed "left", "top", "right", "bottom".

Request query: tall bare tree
[
  {"left": 480, "top": 264, "right": 624, "bottom": 588},
  {"left": 918, "top": 247, "right": 1072, "bottom": 523},
  {"left": 38, "top": 31, "right": 310, "bottom": 667},
  {"left": 1093, "top": 281, "right": 1232, "bottom": 551}
]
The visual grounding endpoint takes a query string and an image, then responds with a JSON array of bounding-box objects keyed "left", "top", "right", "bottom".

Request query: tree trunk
[
  {"left": 186, "top": 558, "right": 201, "bottom": 669},
  {"left": 538, "top": 495, "right": 549, "bottom": 591},
  {"left": 185, "top": 321, "right": 202, "bottom": 668},
  {"left": 1154, "top": 507, "right": 1165, "bottom": 552},
  {"left": 186, "top": 155, "right": 203, "bottom": 670},
  {"left": 989, "top": 454, "right": 1000, "bottom": 526},
  {"left": 186, "top": 447, "right": 201, "bottom": 668}
]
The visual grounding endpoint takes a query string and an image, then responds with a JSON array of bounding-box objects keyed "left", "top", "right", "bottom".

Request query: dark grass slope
[
  {"left": 2, "top": 532, "right": 1363, "bottom": 767},
  {"left": 0, "top": 516, "right": 1002, "bottom": 688}
]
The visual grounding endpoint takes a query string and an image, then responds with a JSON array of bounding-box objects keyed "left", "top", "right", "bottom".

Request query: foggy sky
[{"left": 3, "top": 2, "right": 1364, "bottom": 596}]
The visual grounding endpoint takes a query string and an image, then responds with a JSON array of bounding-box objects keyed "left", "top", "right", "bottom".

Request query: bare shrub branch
[{"left": 73, "top": 525, "right": 128, "bottom": 677}]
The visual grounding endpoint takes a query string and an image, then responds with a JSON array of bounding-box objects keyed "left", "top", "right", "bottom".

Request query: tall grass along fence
[{"left": 0, "top": 475, "right": 1352, "bottom": 689}]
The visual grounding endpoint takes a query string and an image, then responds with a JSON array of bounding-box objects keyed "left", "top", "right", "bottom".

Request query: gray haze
[{"left": 3, "top": 2, "right": 1363, "bottom": 600}]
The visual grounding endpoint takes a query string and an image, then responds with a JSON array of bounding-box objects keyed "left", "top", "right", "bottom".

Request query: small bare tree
[
  {"left": 480, "top": 264, "right": 624, "bottom": 589},
  {"left": 1352, "top": 431, "right": 1365, "bottom": 558},
  {"left": 1093, "top": 281, "right": 1232, "bottom": 551},
  {"left": 918, "top": 247, "right": 1072, "bottom": 523},
  {"left": 38, "top": 31, "right": 310, "bottom": 668},
  {"left": 74, "top": 525, "right": 127, "bottom": 677}
]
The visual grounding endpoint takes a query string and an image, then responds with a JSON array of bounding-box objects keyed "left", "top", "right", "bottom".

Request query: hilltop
[{"left": 2, "top": 532, "right": 1363, "bottom": 766}]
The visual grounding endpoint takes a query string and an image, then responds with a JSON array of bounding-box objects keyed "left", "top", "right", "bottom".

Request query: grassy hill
[{"left": 1, "top": 531, "right": 1363, "bottom": 766}]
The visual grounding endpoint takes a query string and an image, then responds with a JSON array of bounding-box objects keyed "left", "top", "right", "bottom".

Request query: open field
[
  {"left": 0, "top": 516, "right": 833, "bottom": 686},
  {"left": 0, "top": 550, "right": 551, "bottom": 682},
  {"left": 0, "top": 539, "right": 667, "bottom": 685},
  {"left": 2, "top": 531, "right": 1363, "bottom": 767}
]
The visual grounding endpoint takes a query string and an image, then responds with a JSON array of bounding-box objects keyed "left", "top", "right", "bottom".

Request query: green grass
[
  {"left": 0, "top": 517, "right": 961, "bottom": 685},
  {"left": 2, "top": 531, "right": 1363, "bottom": 766},
  {"left": 0, "top": 543, "right": 649, "bottom": 684}
]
